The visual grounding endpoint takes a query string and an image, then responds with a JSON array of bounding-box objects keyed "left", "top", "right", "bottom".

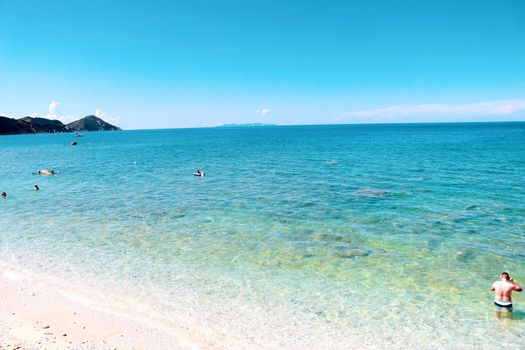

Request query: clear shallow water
[{"left": 1, "top": 123, "right": 524, "bottom": 348}]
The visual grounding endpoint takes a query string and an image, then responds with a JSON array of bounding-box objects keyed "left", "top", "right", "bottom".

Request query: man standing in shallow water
[{"left": 491, "top": 272, "right": 522, "bottom": 315}]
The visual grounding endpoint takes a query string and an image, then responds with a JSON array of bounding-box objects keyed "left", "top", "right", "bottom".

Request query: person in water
[
  {"left": 34, "top": 184, "right": 39, "bottom": 191},
  {"left": 491, "top": 272, "right": 522, "bottom": 314},
  {"left": 35, "top": 169, "right": 56, "bottom": 175},
  {"left": 1, "top": 192, "right": 6, "bottom": 198},
  {"left": 195, "top": 170, "right": 204, "bottom": 176}
]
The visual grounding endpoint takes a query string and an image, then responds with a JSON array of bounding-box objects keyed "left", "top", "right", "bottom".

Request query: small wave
[
  {"left": 407, "top": 177, "right": 425, "bottom": 182},
  {"left": 355, "top": 188, "right": 386, "bottom": 197}
]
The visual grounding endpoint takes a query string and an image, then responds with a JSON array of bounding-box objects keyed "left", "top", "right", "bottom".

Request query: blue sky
[{"left": 1, "top": 0, "right": 524, "bottom": 129}]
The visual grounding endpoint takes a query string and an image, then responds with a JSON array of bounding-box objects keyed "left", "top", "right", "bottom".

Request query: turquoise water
[{"left": 1, "top": 123, "right": 524, "bottom": 348}]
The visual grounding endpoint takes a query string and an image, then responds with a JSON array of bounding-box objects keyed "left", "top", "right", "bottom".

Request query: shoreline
[{"left": 0, "top": 261, "right": 256, "bottom": 350}]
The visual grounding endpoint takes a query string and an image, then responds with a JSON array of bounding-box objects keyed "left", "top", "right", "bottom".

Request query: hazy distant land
[{"left": 216, "top": 123, "right": 276, "bottom": 128}]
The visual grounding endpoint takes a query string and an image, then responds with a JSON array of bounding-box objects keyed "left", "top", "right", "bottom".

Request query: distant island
[
  {"left": 216, "top": 123, "right": 276, "bottom": 128},
  {"left": 0, "top": 115, "right": 120, "bottom": 135}
]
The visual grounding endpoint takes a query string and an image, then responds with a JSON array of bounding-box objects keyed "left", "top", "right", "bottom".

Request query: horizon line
[{"left": 121, "top": 119, "right": 525, "bottom": 132}]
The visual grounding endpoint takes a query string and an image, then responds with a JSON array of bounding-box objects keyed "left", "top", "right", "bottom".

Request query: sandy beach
[{"left": 0, "top": 262, "right": 258, "bottom": 350}]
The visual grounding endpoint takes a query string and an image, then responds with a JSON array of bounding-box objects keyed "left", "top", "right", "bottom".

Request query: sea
[{"left": 1, "top": 122, "right": 524, "bottom": 349}]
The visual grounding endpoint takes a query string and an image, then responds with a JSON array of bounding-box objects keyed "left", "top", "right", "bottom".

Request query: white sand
[{"left": 0, "top": 262, "right": 262, "bottom": 350}]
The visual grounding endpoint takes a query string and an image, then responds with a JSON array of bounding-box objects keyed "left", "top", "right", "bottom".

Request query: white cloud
[
  {"left": 104, "top": 116, "right": 120, "bottom": 126},
  {"left": 30, "top": 111, "right": 76, "bottom": 124},
  {"left": 42, "top": 100, "right": 69, "bottom": 122},
  {"left": 29, "top": 102, "right": 120, "bottom": 126},
  {"left": 54, "top": 114, "right": 78, "bottom": 124},
  {"left": 95, "top": 108, "right": 105, "bottom": 118},
  {"left": 48, "top": 100, "right": 60, "bottom": 114},
  {"left": 95, "top": 108, "right": 120, "bottom": 126},
  {"left": 256, "top": 108, "right": 270, "bottom": 116},
  {"left": 338, "top": 98, "right": 525, "bottom": 123}
]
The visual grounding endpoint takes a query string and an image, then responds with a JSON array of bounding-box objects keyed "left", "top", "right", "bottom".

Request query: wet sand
[{"left": 0, "top": 262, "right": 258, "bottom": 350}]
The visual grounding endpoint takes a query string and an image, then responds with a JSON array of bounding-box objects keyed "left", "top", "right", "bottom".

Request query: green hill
[
  {"left": 66, "top": 115, "right": 120, "bottom": 132},
  {"left": 19, "top": 117, "right": 69, "bottom": 133},
  {"left": 0, "top": 116, "right": 34, "bottom": 134},
  {"left": 0, "top": 115, "right": 121, "bottom": 135}
]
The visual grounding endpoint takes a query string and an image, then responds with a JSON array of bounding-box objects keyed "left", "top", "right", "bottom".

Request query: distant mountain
[
  {"left": 66, "top": 115, "right": 120, "bottom": 132},
  {"left": 0, "top": 115, "right": 121, "bottom": 135},
  {"left": 19, "top": 117, "right": 69, "bottom": 133},
  {"left": 216, "top": 123, "right": 276, "bottom": 128},
  {"left": 0, "top": 116, "right": 34, "bottom": 135}
]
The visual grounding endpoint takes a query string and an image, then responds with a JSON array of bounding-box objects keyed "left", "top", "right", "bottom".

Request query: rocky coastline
[{"left": 0, "top": 115, "right": 120, "bottom": 135}]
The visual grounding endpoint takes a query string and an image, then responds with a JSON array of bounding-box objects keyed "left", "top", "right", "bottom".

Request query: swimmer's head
[
  {"left": 501, "top": 272, "right": 510, "bottom": 281},
  {"left": 1, "top": 192, "right": 6, "bottom": 197}
]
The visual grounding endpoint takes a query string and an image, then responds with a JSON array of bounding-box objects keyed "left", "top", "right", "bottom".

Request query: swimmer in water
[
  {"left": 1, "top": 192, "right": 6, "bottom": 198},
  {"left": 34, "top": 169, "right": 56, "bottom": 175},
  {"left": 34, "top": 184, "right": 39, "bottom": 191}
]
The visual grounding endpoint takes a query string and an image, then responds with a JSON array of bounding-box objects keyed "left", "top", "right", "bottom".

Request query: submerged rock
[
  {"left": 337, "top": 247, "right": 371, "bottom": 258},
  {"left": 455, "top": 249, "right": 476, "bottom": 263},
  {"left": 421, "top": 238, "right": 442, "bottom": 251},
  {"left": 310, "top": 233, "right": 345, "bottom": 242}
]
